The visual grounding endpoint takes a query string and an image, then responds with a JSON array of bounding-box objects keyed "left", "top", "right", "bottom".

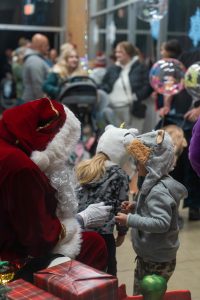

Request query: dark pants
[{"left": 101, "top": 233, "right": 117, "bottom": 276}]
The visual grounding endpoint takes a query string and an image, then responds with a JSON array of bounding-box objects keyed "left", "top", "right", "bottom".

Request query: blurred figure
[
  {"left": 43, "top": 44, "right": 112, "bottom": 134},
  {"left": 101, "top": 41, "right": 152, "bottom": 132},
  {"left": 46, "top": 48, "right": 58, "bottom": 67},
  {"left": 155, "top": 39, "right": 183, "bottom": 115},
  {"left": 90, "top": 52, "right": 107, "bottom": 86},
  {"left": 0, "top": 48, "right": 13, "bottom": 81},
  {"left": 160, "top": 39, "right": 182, "bottom": 59},
  {"left": 43, "top": 43, "right": 86, "bottom": 99},
  {"left": 12, "top": 47, "right": 26, "bottom": 104},
  {"left": 22, "top": 33, "right": 50, "bottom": 102},
  {"left": 155, "top": 39, "right": 200, "bottom": 221}
]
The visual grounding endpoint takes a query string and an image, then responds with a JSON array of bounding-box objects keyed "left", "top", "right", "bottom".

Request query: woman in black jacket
[{"left": 101, "top": 41, "right": 152, "bottom": 132}]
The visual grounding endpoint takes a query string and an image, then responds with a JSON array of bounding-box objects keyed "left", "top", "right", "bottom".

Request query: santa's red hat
[
  {"left": 1, "top": 98, "right": 66, "bottom": 153},
  {"left": 0, "top": 97, "right": 81, "bottom": 171}
]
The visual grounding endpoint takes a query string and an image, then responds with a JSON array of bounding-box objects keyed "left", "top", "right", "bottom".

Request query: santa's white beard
[
  {"left": 45, "top": 161, "right": 78, "bottom": 219},
  {"left": 31, "top": 106, "right": 81, "bottom": 219}
]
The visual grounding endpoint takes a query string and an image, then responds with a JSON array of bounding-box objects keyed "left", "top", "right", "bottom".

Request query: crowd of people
[{"left": 0, "top": 33, "right": 200, "bottom": 296}]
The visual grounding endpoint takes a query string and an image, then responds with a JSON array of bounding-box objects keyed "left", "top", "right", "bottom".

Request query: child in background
[
  {"left": 116, "top": 130, "right": 188, "bottom": 295},
  {"left": 76, "top": 125, "right": 138, "bottom": 276}
]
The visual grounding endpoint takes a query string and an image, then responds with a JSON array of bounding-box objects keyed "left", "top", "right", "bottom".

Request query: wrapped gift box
[
  {"left": 7, "top": 278, "right": 60, "bottom": 299},
  {"left": 34, "top": 260, "right": 118, "bottom": 300}
]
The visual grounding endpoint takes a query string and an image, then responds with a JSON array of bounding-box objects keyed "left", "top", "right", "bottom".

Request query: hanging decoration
[
  {"left": 107, "top": 20, "right": 116, "bottom": 45},
  {"left": 93, "top": 23, "right": 99, "bottom": 45},
  {"left": 150, "top": 19, "right": 160, "bottom": 40},
  {"left": 184, "top": 62, "right": 200, "bottom": 102},
  {"left": 188, "top": 8, "right": 200, "bottom": 47},
  {"left": 136, "top": 0, "right": 168, "bottom": 23}
]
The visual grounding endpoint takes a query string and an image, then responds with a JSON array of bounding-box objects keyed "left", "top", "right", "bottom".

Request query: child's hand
[
  {"left": 115, "top": 235, "right": 125, "bottom": 247},
  {"left": 115, "top": 213, "right": 128, "bottom": 226},
  {"left": 159, "top": 106, "right": 170, "bottom": 117},
  {"left": 121, "top": 201, "right": 136, "bottom": 214}
]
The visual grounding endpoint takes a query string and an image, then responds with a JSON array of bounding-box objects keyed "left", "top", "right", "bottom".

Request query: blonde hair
[
  {"left": 76, "top": 153, "right": 108, "bottom": 185},
  {"left": 53, "top": 44, "right": 86, "bottom": 79}
]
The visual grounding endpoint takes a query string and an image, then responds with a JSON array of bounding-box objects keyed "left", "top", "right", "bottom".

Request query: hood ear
[
  {"left": 129, "top": 128, "right": 139, "bottom": 135},
  {"left": 123, "top": 128, "right": 138, "bottom": 147},
  {"left": 104, "top": 125, "right": 114, "bottom": 131},
  {"left": 156, "top": 130, "right": 165, "bottom": 144}
]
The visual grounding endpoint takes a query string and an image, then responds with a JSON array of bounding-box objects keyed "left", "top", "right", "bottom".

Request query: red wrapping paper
[
  {"left": 7, "top": 278, "right": 60, "bottom": 299},
  {"left": 34, "top": 260, "right": 118, "bottom": 300}
]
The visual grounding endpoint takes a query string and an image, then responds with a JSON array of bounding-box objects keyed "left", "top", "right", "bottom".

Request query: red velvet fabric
[
  {"left": 77, "top": 231, "right": 108, "bottom": 271},
  {"left": 0, "top": 138, "right": 61, "bottom": 260},
  {"left": 0, "top": 98, "right": 66, "bottom": 155},
  {"left": 0, "top": 98, "right": 67, "bottom": 260}
]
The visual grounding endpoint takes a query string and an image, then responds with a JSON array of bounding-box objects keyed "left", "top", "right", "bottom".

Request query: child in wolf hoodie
[{"left": 116, "top": 129, "right": 188, "bottom": 295}]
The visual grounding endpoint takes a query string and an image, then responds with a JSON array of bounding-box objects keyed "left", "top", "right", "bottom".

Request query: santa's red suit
[{"left": 0, "top": 98, "right": 109, "bottom": 279}]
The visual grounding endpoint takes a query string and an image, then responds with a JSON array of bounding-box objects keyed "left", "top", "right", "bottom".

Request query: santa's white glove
[{"left": 77, "top": 202, "right": 112, "bottom": 228}]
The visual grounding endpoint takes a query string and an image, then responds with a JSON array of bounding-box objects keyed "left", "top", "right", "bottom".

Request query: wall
[{"left": 67, "top": 0, "right": 88, "bottom": 57}]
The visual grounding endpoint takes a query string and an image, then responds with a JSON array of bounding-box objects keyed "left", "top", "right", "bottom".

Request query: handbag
[
  {"left": 131, "top": 101, "right": 147, "bottom": 118},
  {"left": 120, "top": 74, "right": 147, "bottom": 119}
]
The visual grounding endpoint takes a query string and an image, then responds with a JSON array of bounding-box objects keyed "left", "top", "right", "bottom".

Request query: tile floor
[{"left": 116, "top": 205, "right": 200, "bottom": 300}]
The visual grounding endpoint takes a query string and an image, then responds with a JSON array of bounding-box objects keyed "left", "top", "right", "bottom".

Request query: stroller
[{"left": 57, "top": 76, "right": 99, "bottom": 163}]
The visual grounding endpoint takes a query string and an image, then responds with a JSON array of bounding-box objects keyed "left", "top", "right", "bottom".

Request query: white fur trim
[
  {"left": 31, "top": 106, "right": 81, "bottom": 172},
  {"left": 48, "top": 257, "right": 71, "bottom": 268},
  {"left": 52, "top": 218, "right": 82, "bottom": 259}
]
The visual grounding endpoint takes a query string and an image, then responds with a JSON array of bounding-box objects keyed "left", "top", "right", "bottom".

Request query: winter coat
[
  {"left": 100, "top": 59, "right": 152, "bottom": 102},
  {"left": 127, "top": 131, "right": 188, "bottom": 262},
  {"left": 22, "top": 49, "right": 49, "bottom": 101},
  {"left": 76, "top": 163, "right": 129, "bottom": 235},
  {"left": 43, "top": 72, "right": 62, "bottom": 99}
]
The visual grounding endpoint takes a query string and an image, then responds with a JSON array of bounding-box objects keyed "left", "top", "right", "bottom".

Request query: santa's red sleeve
[{"left": 0, "top": 150, "right": 62, "bottom": 260}]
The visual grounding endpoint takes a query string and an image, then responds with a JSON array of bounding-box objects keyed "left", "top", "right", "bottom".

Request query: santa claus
[{"left": 0, "top": 98, "right": 111, "bottom": 281}]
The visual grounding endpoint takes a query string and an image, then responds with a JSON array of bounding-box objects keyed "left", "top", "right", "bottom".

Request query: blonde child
[{"left": 76, "top": 125, "right": 138, "bottom": 276}]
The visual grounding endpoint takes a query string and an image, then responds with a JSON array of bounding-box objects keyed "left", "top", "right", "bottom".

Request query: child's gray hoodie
[{"left": 127, "top": 130, "right": 188, "bottom": 262}]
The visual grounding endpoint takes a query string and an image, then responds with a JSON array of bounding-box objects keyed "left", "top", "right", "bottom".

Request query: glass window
[
  {"left": 96, "top": 0, "right": 107, "bottom": 11},
  {"left": 136, "top": 34, "right": 153, "bottom": 58},
  {"left": 168, "top": 0, "right": 200, "bottom": 32},
  {"left": 96, "top": 33, "right": 106, "bottom": 52},
  {"left": 112, "top": 33, "right": 128, "bottom": 49},
  {"left": 114, "top": 0, "right": 126, "bottom": 4},
  {"left": 114, "top": 7, "right": 128, "bottom": 29},
  {"left": 136, "top": 17, "right": 151, "bottom": 31},
  {"left": 0, "top": 0, "right": 61, "bottom": 26},
  {"left": 96, "top": 15, "right": 106, "bottom": 29}
]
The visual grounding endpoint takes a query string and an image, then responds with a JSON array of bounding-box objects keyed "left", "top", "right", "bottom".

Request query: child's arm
[
  {"left": 159, "top": 95, "right": 173, "bottom": 117},
  {"left": 115, "top": 213, "right": 128, "bottom": 227},
  {"left": 115, "top": 234, "right": 125, "bottom": 247}
]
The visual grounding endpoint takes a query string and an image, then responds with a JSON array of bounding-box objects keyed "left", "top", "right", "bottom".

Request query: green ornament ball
[{"left": 140, "top": 274, "right": 167, "bottom": 300}]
